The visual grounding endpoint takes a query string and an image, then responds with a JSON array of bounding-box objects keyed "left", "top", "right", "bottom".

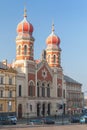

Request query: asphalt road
[{"left": 0, "top": 124, "right": 87, "bottom": 130}]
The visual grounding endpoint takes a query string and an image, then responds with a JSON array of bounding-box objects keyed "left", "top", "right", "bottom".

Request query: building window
[
  {"left": 30, "top": 44, "right": 33, "bottom": 56},
  {"left": 24, "top": 45, "right": 27, "bottom": 55},
  {"left": 53, "top": 55, "right": 56, "bottom": 63},
  {"left": 19, "top": 85, "right": 22, "bottom": 97},
  {"left": 18, "top": 45, "right": 21, "bottom": 55},
  {"left": 63, "top": 89, "right": 65, "bottom": 98},
  {"left": 42, "top": 83, "right": 45, "bottom": 97},
  {"left": 29, "top": 86, "right": 33, "bottom": 96},
  {"left": 0, "top": 77, "right": 3, "bottom": 84},
  {"left": 30, "top": 104, "right": 32, "bottom": 112},
  {"left": 28, "top": 82, "right": 34, "bottom": 97},
  {"left": 0, "top": 90, "right": 3, "bottom": 98},
  {"left": 9, "top": 91, "right": 12, "bottom": 98},
  {"left": 37, "top": 87, "right": 40, "bottom": 97},
  {"left": 42, "top": 87, "right": 45, "bottom": 97},
  {"left": 57, "top": 87, "right": 62, "bottom": 97},
  {"left": 9, "top": 105, "right": 12, "bottom": 111},
  {"left": 48, "top": 55, "right": 50, "bottom": 63},
  {"left": 9, "top": 78, "right": 12, "bottom": 85},
  {"left": 47, "top": 87, "right": 50, "bottom": 97},
  {"left": 0, "top": 104, "right": 3, "bottom": 111},
  {"left": 8, "top": 101, "right": 12, "bottom": 111}
]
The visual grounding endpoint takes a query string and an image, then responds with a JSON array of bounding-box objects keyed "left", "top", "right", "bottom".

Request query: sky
[{"left": 0, "top": 0, "right": 87, "bottom": 95}]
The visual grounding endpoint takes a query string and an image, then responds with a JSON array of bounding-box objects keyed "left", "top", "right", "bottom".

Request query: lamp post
[
  {"left": 26, "top": 103, "right": 29, "bottom": 125},
  {"left": 62, "top": 102, "right": 64, "bottom": 125}
]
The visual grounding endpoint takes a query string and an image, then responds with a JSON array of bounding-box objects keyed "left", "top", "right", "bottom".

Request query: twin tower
[{"left": 15, "top": 8, "right": 62, "bottom": 69}]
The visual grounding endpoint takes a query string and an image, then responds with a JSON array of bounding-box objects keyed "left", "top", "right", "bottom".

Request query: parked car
[
  {"left": 70, "top": 117, "right": 80, "bottom": 123},
  {"left": 0, "top": 117, "right": 10, "bottom": 125},
  {"left": 0, "top": 116, "right": 17, "bottom": 125},
  {"left": 43, "top": 118, "right": 55, "bottom": 124},
  {"left": 29, "top": 119, "right": 42, "bottom": 125},
  {"left": 8, "top": 116, "right": 17, "bottom": 125},
  {"left": 80, "top": 116, "right": 87, "bottom": 124}
]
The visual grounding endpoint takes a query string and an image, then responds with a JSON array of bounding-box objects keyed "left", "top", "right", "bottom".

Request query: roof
[{"left": 64, "top": 75, "right": 82, "bottom": 85}]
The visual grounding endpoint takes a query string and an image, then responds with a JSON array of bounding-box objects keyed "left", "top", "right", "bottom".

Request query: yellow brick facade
[{"left": 0, "top": 67, "right": 17, "bottom": 116}]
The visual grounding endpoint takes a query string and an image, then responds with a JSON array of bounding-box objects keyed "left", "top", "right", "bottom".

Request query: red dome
[
  {"left": 46, "top": 23, "right": 60, "bottom": 45},
  {"left": 46, "top": 34, "right": 60, "bottom": 45},
  {"left": 17, "top": 17, "right": 33, "bottom": 34}
]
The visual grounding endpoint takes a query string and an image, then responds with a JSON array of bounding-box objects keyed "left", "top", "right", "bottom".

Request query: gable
[{"left": 37, "top": 60, "right": 53, "bottom": 82}]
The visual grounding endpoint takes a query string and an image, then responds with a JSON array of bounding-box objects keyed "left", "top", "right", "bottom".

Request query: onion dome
[
  {"left": 17, "top": 8, "right": 33, "bottom": 34},
  {"left": 46, "top": 23, "right": 60, "bottom": 45}
]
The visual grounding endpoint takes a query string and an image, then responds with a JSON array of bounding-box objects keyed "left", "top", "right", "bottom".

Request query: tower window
[
  {"left": 48, "top": 55, "right": 50, "bottom": 63},
  {"left": 18, "top": 45, "right": 21, "bottom": 55},
  {"left": 53, "top": 55, "right": 56, "bottom": 63},
  {"left": 24, "top": 45, "right": 27, "bottom": 55},
  {"left": 30, "top": 44, "right": 33, "bottom": 56}
]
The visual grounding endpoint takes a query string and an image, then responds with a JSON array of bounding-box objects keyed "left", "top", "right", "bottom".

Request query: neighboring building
[
  {"left": 12, "top": 8, "right": 66, "bottom": 118},
  {"left": 64, "top": 75, "right": 84, "bottom": 115},
  {"left": 84, "top": 96, "right": 87, "bottom": 108},
  {"left": 0, "top": 61, "right": 17, "bottom": 116}
]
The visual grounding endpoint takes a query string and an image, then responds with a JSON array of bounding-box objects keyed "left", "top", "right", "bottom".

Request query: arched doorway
[
  {"left": 37, "top": 103, "right": 40, "bottom": 117},
  {"left": 18, "top": 104, "right": 22, "bottom": 119}
]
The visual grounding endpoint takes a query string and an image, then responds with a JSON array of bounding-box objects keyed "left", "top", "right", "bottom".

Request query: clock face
[{"left": 42, "top": 68, "right": 47, "bottom": 79}]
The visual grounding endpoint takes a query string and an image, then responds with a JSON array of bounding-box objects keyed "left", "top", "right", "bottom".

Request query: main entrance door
[{"left": 18, "top": 104, "right": 22, "bottom": 119}]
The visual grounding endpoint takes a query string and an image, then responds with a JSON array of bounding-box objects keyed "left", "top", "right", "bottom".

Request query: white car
[
  {"left": 8, "top": 116, "right": 17, "bottom": 124},
  {"left": 80, "top": 115, "right": 87, "bottom": 124}
]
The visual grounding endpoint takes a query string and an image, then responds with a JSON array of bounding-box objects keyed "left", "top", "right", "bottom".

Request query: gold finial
[
  {"left": 24, "top": 7, "right": 27, "bottom": 18},
  {"left": 52, "top": 21, "right": 55, "bottom": 33}
]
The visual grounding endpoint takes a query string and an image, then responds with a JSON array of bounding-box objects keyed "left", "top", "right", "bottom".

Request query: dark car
[
  {"left": 70, "top": 117, "right": 80, "bottom": 123},
  {"left": 0, "top": 117, "right": 10, "bottom": 125},
  {"left": 29, "top": 119, "right": 42, "bottom": 125},
  {"left": 0, "top": 116, "right": 17, "bottom": 125},
  {"left": 43, "top": 118, "right": 55, "bottom": 124}
]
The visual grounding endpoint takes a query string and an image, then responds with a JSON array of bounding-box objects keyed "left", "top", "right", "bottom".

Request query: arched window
[
  {"left": 47, "top": 84, "right": 50, "bottom": 97},
  {"left": 37, "top": 82, "right": 40, "bottom": 97},
  {"left": 53, "top": 55, "right": 56, "bottom": 63},
  {"left": 18, "top": 45, "right": 21, "bottom": 55},
  {"left": 19, "top": 85, "right": 22, "bottom": 97},
  {"left": 28, "top": 82, "right": 34, "bottom": 96},
  {"left": 57, "top": 86, "right": 62, "bottom": 97},
  {"left": 48, "top": 55, "right": 50, "bottom": 63},
  {"left": 42, "top": 83, "right": 45, "bottom": 97},
  {"left": 30, "top": 44, "right": 33, "bottom": 56},
  {"left": 24, "top": 45, "right": 27, "bottom": 55}
]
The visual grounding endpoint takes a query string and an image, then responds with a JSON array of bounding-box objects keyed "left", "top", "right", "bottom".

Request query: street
[{"left": 0, "top": 124, "right": 87, "bottom": 130}]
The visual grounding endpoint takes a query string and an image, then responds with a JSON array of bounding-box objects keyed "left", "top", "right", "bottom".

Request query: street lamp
[{"left": 26, "top": 103, "right": 29, "bottom": 125}]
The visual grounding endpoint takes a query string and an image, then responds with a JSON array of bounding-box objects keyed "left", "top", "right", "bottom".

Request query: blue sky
[{"left": 0, "top": 0, "right": 87, "bottom": 94}]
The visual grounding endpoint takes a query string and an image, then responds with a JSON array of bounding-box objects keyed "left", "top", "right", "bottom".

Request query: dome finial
[
  {"left": 24, "top": 7, "right": 27, "bottom": 18},
  {"left": 52, "top": 21, "right": 55, "bottom": 33}
]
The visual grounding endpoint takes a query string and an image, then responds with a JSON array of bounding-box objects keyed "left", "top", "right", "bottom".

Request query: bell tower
[
  {"left": 46, "top": 23, "right": 61, "bottom": 68},
  {"left": 16, "top": 8, "right": 35, "bottom": 61}
]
